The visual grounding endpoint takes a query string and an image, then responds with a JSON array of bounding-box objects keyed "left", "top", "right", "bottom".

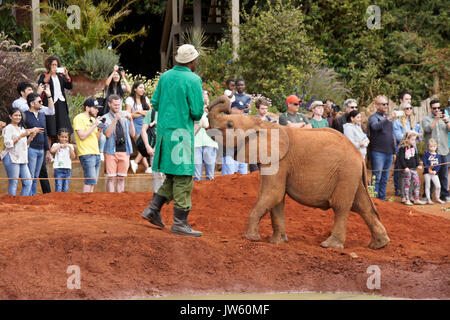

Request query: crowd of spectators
[{"left": 1, "top": 54, "right": 449, "bottom": 205}]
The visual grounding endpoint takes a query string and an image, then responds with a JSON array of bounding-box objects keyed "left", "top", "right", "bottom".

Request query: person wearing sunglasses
[
  {"left": 23, "top": 93, "right": 49, "bottom": 195},
  {"left": 368, "top": 95, "right": 396, "bottom": 201},
  {"left": 421, "top": 99, "right": 450, "bottom": 202},
  {"left": 331, "top": 98, "right": 358, "bottom": 133},
  {"left": 392, "top": 100, "right": 422, "bottom": 197},
  {"left": 278, "top": 95, "right": 312, "bottom": 128}
]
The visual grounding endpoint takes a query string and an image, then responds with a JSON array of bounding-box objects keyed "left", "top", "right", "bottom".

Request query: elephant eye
[{"left": 227, "top": 121, "right": 234, "bottom": 128}]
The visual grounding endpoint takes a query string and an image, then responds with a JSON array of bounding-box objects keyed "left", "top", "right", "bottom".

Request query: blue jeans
[
  {"left": 194, "top": 146, "right": 217, "bottom": 181},
  {"left": 370, "top": 151, "right": 393, "bottom": 200},
  {"left": 27, "top": 147, "right": 44, "bottom": 195},
  {"left": 2, "top": 153, "right": 32, "bottom": 196},
  {"left": 54, "top": 168, "right": 71, "bottom": 192},
  {"left": 438, "top": 153, "right": 449, "bottom": 200},
  {"left": 79, "top": 154, "right": 101, "bottom": 185},
  {"left": 221, "top": 155, "right": 248, "bottom": 175}
]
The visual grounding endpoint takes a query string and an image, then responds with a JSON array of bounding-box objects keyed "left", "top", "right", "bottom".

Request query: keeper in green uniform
[{"left": 141, "top": 44, "right": 205, "bottom": 237}]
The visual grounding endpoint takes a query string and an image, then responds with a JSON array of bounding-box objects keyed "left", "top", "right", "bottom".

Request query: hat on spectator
[
  {"left": 83, "top": 97, "right": 100, "bottom": 108},
  {"left": 309, "top": 100, "right": 325, "bottom": 111},
  {"left": 175, "top": 44, "right": 199, "bottom": 64},
  {"left": 286, "top": 95, "right": 302, "bottom": 104}
]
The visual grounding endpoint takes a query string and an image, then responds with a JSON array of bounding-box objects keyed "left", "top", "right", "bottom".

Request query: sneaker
[
  {"left": 100, "top": 153, "right": 104, "bottom": 162},
  {"left": 144, "top": 167, "right": 153, "bottom": 174},
  {"left": 130, "top": 160, "right": 138, "bottom": 174},
  {"left": 446, "top": 197, "right": 450, "bottom": 203},
  {"left": 404, "top": 200, "right": 413, "bottom": 206},
  {"left": 427, "top": 199, "right": 434, "bottom": 205},
  {"left": 436, "top": 199, "right": 445, "bottom": 204},
  {"left": 413, "top": 199, "right": 426, "bottom": 205},
  {"left": 401, "top": 198, "right": 407, "bottom": 203}
]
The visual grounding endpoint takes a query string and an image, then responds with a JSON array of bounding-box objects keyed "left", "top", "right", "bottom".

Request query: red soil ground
[{"left": 0, "top": 172, "right": 449, "bottom": 299}]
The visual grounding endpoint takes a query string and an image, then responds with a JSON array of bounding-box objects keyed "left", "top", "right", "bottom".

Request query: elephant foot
[
  {"left": 243, "top": 233, "right": 261, "bottom": 242},
  {"left": 369, "top": 234, "right": 390, "bottom": 250},
  {"left": 269, "top": 233, "right": 288, "bottom": 244},
  {"left": 320, "top": 234, "right": 344, "bottom": 249}
]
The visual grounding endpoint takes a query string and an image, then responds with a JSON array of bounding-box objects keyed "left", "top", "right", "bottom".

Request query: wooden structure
[{"left": 160, "top": 0, "right": 236, "bottom": 71}]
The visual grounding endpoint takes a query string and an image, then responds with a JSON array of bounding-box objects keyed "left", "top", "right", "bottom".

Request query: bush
[
  {"left": 47, "top": 41, "right": 80, "bottom": 74},
  {"left": 67, "top": 93, "right": 88, "bottom": 123},
  {"left": 79, "top": 48, "right": 120, "bottom": 81},
  {"left": 0, "top": 32, "right": 42, "bottom": 121}
]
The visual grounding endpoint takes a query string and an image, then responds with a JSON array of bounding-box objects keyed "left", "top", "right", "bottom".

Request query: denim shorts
[{"left": 79, "top": 154, "right": 101, "bottom": 185}]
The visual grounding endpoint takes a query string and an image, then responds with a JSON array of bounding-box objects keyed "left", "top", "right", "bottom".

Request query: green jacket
[{"left": 151, "top": 65, "right": 204, "bottom": 175}]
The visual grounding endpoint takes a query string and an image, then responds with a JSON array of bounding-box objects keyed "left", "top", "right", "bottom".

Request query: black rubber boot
[
  {"left": 171, "top": 207, "right": 202, "bottom": 237},
  {"left": 141, "top": 194, "right": 167, "bottom": 228}
]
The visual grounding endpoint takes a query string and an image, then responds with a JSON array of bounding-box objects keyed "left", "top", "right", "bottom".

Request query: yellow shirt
[{"left": 73, "top": 113, "right": 99, "bottom": 156}]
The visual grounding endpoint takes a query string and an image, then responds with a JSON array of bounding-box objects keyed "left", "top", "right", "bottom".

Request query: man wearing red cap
[{"left": 278, "top": 95, "right": 312, "bottom": 128}]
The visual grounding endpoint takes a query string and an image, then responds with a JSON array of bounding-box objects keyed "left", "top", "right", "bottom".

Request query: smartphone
[
  {"left": 395, "top": 110, "right": 404, "bottom": 117},
  {"left": 56, "top": 67, "right": 64, "bottom": 73}
]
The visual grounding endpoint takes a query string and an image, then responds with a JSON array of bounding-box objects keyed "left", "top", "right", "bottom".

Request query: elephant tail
[{"left": 361, "top": 159, "right": 380, "bottom": 219}]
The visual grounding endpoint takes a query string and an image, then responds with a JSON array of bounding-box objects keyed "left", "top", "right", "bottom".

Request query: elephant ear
[{"left": 242, "top": 121, "right": 289, "bottom": 173}]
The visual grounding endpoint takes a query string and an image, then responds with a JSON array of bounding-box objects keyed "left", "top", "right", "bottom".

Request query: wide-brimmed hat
[
  {"left": 309, "top": 100, "right": 325, "bottom": 111},
  {"left": 175, "top": 44, "right": 199, "bottom": 64}
]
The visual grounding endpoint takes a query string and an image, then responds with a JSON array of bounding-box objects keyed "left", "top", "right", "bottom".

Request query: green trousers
[{"left": 156, "top": 174, "right": 194, "bottom": 211}]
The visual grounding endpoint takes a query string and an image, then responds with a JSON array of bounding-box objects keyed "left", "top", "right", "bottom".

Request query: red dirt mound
[{"left": 0, "top": 172, "right": 449, "bottom": 299}]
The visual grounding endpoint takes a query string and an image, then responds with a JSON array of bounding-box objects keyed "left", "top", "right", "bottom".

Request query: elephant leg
[
  {"left": 352, "top": 184, "right": 390, "bottom": 249},
  {"left": 320, "top": 207, "right": 349, "bottom": 249},
  {"left": 269, "top": 197, "right": 288, "bottom": 244},
  {"left": 244, "top": 175, "right": 286, "bottom": 242}
]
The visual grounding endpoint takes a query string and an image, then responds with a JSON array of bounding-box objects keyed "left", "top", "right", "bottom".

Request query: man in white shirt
[{"left": 12, "top": 81, "right": 55, "bottom": 115}]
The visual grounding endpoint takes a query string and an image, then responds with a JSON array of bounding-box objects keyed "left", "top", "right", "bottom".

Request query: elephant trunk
[{"left": 206, "top": 95, "right": 231, "bottom": 126}]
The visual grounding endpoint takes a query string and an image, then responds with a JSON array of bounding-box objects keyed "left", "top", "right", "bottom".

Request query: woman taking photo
[
  {"left": 39, "top": 55, "right": 73, "bottom": 143},
  {"left": 104, "top": 65, "right": 131, "bottom": 107},
  {"left": 1, "top": 108, "right": 41, "bottom": 196},
  {"left": 126, "top": 81, "right": 151, "bottom": 174}
]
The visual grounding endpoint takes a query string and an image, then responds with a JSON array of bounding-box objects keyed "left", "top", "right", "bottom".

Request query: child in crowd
[
  {"left": 422, "top": 139, "right": 444, "bottom": 204},
  {"left": 223, "top": 78, "right": 236, "bottom": 104},
  {"left": 309, "top": 101, "right": 329, "bottom": 128},
  {"left": 50, "top": 128, "right": 75, "bottom": 192},
  {"left": 397, "top": 131, "right": 425, "bottom": 205},
  {"left": 343, "top": 109, "right": 369, "bottom": 159}
]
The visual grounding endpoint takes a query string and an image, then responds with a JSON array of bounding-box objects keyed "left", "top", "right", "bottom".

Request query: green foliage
[
  {"left": 47, "top": 41, "right": 80, "bottom": 73},
  {"left": 198, "top": 39, "right": 234, "bottom": 84},
  {"left": 229, "top": 0, "right": 325, "bottom": 110},
  {"left": 0, "top": 1, "right": 31, "bottom": 44},
  {"left": 300, "top": 66, "right": 351, "bottom": 110},
  {"left": 368, "top": 175, "right": 378, "bottom": 198},
  {"left": 40, "top": 0, "right": 146, "bottom": 72},
  {"left": 79, "top": 48, "right": 120, "bottom": 81},
  {"left": 67, "top": 93, "right": 88, "bottom": 123},
  {"left": 125, "top": 72, "right": 161, "bottom": 100},
  {"left": 202, "top": 80, "right": 226, "bottom": 102},
  {"left": 0, "top": 33, "right": 42, "bottom": 121},
  {"left": 302, "top": 0, "right": 450, "bottom": 105}
]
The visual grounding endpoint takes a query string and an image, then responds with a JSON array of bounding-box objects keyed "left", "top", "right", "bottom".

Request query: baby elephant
[{"left": 207, "top": 96, "right": 389, "bottom": 249}]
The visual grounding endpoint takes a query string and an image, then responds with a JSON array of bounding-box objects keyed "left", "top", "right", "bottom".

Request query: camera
[
  {"left": 118, "top": 66, "right": 124, "bottom": 72},
  {"left": 117, "top": 137, "right": 125, "bottom": 145},
  {"left": 101, "top": 118, "right": 106, "bottom": 123},
  {"left": 331, "top": 104, "right": 340, "bottom": 112}
]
